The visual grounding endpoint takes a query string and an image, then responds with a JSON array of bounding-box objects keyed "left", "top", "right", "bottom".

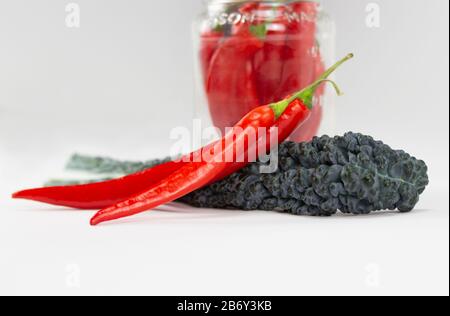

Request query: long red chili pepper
[
  {"left": 11, "top": 100, "right": 306, "bottom": 211},
  {"left": 12, "top": 139, "right": 231, "bottom": 209},
  {"left": 289, "top": 50, "right": 326, "bottom": 142},
  {"left": 13, "top": 54, "right": 353, "bottom": 220},
  {"left": 199, "top": 29, "right": 223, "bottom": 84},
  {"left": 284, "top": 1, "right": 325, "bottom": 142},
  {"left": 276, "top": 1, "right": 318, "bottom": 97},
  {"left": 206, "top": 3, "right": 263, "bottom": 132},
  {"left": 89, "top": 54, "right": 353, "bottom": 225},
  {"left": 90, "top": 105, "right": 277, "bottom": 225},
  {"left": 206, "top": 34, "right": 262, "bottom": 131},
  {"left": 12, "top": 160, "right": 186, "bottom": 209},
  {"left": 240, "top": 1, "right": 324, "bottom": 142},
  {"left": 253, "top": 3, "right": 287, "bottom": 105}
]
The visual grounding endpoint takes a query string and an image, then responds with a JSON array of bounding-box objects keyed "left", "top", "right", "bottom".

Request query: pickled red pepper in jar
[{"left": 197, "top": 0, "right": 333, "bottom": 142}]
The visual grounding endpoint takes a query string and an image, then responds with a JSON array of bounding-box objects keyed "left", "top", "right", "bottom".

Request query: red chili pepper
[
  {"left": 206, "top": 31, "right": 262, "bottom": 131},
  {"left": 206, "top": 2, "right": 263, "bottom": 132},
  {"left": 205, "top": 2, "right": 325, "bottom": 141},
  {"left": 252, "top": 3, "right": 287, "bottom": 105},
  {"left": 13, "top": 54, "right": 353, "bottom": 223},
  {"left": 12, "top": 161, "right": 186, "bottom": 209},
  {"left": 12, "top": 99, "right": 308, "bottom": 211},
  {"left": 90, "top": 105, "right": 277, "bottom": 225},
  {"left": 276, "top": 1, "right": 318, "bottom": 97},
  {"left": 89, "top": 54, "right": 352, "bottom": 225},
  {"left": 295, "top": 1, "right": 319, "bottom": 89},
  {"left": 212, "top": 97, "right": 311, "bottom": 181},
  {"left": 289, "top": 50, "right": 326, "bottom": 142},
  {"left": 12, "top": 141, "right": 227, "bottom": 210},
  {"left": 200, "top": 30, "right": 222, "bottom": 85},
  {"left": 281, "top": 1, "right": 324, "bottom": 142}
]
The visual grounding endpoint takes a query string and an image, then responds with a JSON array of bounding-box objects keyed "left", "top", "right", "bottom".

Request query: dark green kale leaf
[{"left": 180, "top": 133, "right": 429, "bottom": 216}]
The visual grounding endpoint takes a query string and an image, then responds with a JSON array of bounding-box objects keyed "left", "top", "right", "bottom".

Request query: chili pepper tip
[
  {"left": 12, "top": 190, "right": 26, "bottom": 199},
  {"left": 90, "top": 215, "right": 102, "bottom": 226},
  {"left": 90, "top": 209, "right": 118, "bottom": 226}
]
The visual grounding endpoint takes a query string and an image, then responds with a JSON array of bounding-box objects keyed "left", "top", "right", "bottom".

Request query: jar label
[{"left": 209, "top": 10, "right": 316, "bottom": 27}]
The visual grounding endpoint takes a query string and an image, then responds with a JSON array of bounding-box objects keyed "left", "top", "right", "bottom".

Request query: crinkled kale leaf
[{"left": 180, "top": 132, "right": 429, "bottom": 216}]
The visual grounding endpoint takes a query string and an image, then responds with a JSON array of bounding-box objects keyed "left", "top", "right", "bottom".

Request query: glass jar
[{"left": 193, "top": 0, "right": 335, "bottom": 142}]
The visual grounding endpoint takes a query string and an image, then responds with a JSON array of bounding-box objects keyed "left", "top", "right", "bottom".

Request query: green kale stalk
[{"left": 66, "top": 154, "right": 172, "bottom": 175}]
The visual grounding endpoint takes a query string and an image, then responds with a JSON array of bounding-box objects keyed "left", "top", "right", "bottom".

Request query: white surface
[
  {"left": 0, "top": 193, "right": 449, "bottom": 296},
  {"left": 0, "top": 119, "right": 448, "bottom": 296},
  {"left": 0, "top": 0, "right": 449, "bottom": 296}
]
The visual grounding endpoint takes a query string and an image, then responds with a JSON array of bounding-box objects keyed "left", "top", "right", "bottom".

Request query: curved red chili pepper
[
  {"left": 13, "top": 54, "right": 353, "bottom": 221},
  {"left": 206, "top": 2, "right": 263, "bottom": 133},
  {"left": 89, "top": 99, "right": 310, "bottom": 226},
  {"left": 283, "top": 1, "right": 324, "bottom": 142},
  {"left": 289, "top": 49, "right": 326, "bottom": 142},
  {"left": 12, "top": 142, "right": 224, "bottom": 210},
  {"left": 89, "top": 54, "right": 353, "bottom": 225},
  {"left": 200, "top": 30, "right": 223, "bottom": 84},
  {"left": 90, "top": 105, "right": 277, "bottom": 225},
  {"left": 213, "top": 97, "right": 310, "bottom": 180},
  {"left": 12, "top": 161, "right": 185, "bottom": 209},
  {"left": 88, "top": 99, "right": 310, "bottom": 226},
  {"left": 12, "top": 99, "right": 309, "bottom": 211},
  {"left": 252, "top": 3, "right": 287, "bottom": 105},
  {"left": 206, "top": 32, "right": 262, "bottom": 131}
]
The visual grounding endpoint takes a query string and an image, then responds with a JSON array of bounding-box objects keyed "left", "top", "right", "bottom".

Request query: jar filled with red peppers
[{"left": 193, "top": 0, "right": 335, "bottom": 142}]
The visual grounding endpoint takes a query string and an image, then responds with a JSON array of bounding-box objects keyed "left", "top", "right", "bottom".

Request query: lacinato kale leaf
[{"left": 180, "top": 133, "right": 429, "bottom": 216}]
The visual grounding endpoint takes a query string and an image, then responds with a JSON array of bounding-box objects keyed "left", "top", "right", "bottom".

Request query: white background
[{"left": 0, "top": 0, "right": 448, "bottom": 296}]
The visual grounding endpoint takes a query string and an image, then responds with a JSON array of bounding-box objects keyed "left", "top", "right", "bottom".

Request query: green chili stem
[{"left": 271, "top": 53, "right": 354, "bottom": 119}]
